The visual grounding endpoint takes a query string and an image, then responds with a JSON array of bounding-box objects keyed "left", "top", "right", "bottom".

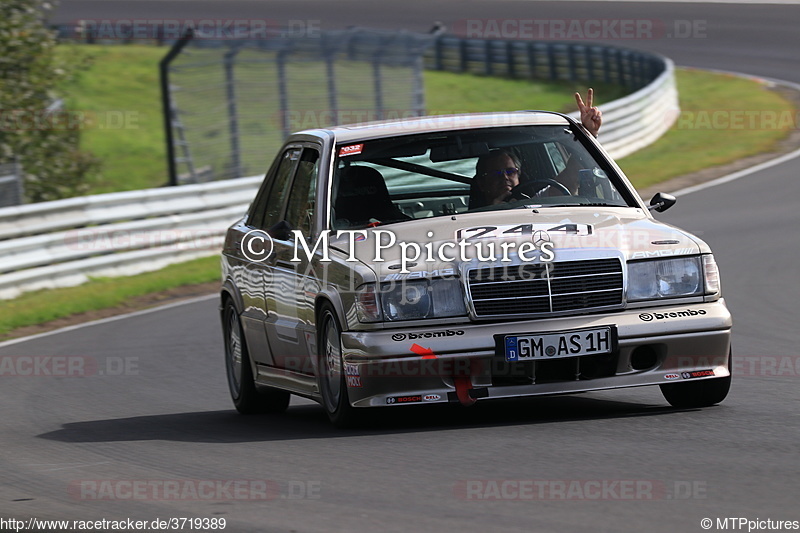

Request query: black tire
[
  {"left": 660, "top": 351, "right": 732, "bottom": 408},
  {"left": 317, "top": 303, "right": 360, "bottom": 428},
  {"left": 223, "top": 299, "right": 290, "bottom": 414}
]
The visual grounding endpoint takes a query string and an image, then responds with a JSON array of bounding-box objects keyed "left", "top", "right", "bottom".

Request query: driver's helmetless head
[{"left": 475, "top": 150, "right": 521, "bottom": 205}]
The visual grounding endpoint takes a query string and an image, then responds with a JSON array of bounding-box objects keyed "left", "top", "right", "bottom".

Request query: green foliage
[
  {"left": 0, "top": 0, "right": 100, "bottom": 202},
  {"left": 56, "top": 44, "right": 167, "bottom": 192}
]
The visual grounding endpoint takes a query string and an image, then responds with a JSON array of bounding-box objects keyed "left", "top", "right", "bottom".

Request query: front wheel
[
  {"left": 317, "top": 303, "right": 360, "bottom": 427},
  {"left": 223, "top": 299, "right": 290, "bottom": 414},
  {"left": 660, "top": 351, "right": 732, "bottom": 408}
]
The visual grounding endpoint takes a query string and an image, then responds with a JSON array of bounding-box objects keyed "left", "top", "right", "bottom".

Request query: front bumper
[{"left": 340, "top": 300, "right": 732, "bottom": 407}]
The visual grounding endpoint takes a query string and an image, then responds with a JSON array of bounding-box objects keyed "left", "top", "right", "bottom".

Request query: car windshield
[{"left": 331, "top": 125, "right": 634, "bottom": 230}]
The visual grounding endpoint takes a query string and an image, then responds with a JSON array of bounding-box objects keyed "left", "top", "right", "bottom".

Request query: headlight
[
  {"left": 627, "top": 256, "right": 703, "bottom": 302},
  {"left": 355, "top": 278, "right": 467, "bottom": 322},
  {"left": 382, "top": 280, "right": 432, "bottom": 321}
]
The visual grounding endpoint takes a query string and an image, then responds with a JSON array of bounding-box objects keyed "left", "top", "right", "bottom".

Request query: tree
[{"left": 0, "top": 0, "right": 100, "bottom": 202}]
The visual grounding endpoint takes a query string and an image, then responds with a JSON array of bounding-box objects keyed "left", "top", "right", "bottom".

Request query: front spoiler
[{"left": 339, "top": 300, "right": 732, "bottom": 408}]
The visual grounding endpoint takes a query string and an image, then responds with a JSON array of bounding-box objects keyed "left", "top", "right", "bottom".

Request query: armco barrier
[
  {"left": 0, "top": 176, "right": 262, "bottom": 299},
  {"left": 0, "top": 39, "right": 678, "bottom": 299},
  {"left": 587, "top": 58, "right": 677, "bottom": 159}
]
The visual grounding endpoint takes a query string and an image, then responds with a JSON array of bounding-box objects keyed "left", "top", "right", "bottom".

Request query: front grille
[{"left": 467, "top": 258, "right": 623, "bottom": 317}]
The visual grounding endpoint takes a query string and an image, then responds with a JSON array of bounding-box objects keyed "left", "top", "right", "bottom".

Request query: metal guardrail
[
  {"left": 585, "top": 58, "right": 677, "bottom": 159},
  {"left": 0, "top": 37, "right": 678, "bottom": 300},
  {"left": 427, "top": 37, "right": 662, "bottom": 90},
  {"left": 0, "top": 177, "right": 262, "bottom": 299}
]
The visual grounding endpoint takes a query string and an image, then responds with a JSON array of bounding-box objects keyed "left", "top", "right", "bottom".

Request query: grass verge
[
  {"left": 0, "top": 256, "right": 220, "bottom": 340},
  {"left": 618, "top": 68, "right": 796, "bottom": 189}
]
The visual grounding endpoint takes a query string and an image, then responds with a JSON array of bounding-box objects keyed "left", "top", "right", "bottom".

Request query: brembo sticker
[{"left": 639, "top": 309, "right": 707, "bottom": 321}]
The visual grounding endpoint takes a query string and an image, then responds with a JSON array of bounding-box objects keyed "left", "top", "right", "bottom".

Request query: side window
[
  {"left": 285, "top": 148, "right": 320, "bottom": 238},
  {"left": 248, "top": 171, "right": 276, "bottom": 229},
  {"left": 259, "top": 147, "right": 302, "bottom": 229},
  {"left": 544, "top": 142, "right": 567, "bottom": 174}
]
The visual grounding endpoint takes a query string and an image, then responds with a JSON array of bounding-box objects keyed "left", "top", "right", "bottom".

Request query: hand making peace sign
[{"left": 575, "top": 88, "right": 602, "bottom": 138}]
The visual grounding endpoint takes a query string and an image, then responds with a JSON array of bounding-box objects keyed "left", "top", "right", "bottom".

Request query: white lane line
[
  {"left": 0, "top": 293, "right": 218, "bottom": 349},
  {"left": 516, "top": 0, "right": 800, "bottom": 3},
  {"left": 672, "top": 146, "right": 800, "bottom": 197}
]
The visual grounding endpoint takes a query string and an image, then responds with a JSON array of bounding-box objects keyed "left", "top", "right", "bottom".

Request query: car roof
[{"left": 292, "top": 110, "right": 575, "bottom": 144}]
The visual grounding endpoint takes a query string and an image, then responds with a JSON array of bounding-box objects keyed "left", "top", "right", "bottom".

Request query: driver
[
  {"left": 470, "top": 89, "right": 602, "bottom": 208},
  {"left": 472, "top": 149, "right": 522, "bottom": 206}
]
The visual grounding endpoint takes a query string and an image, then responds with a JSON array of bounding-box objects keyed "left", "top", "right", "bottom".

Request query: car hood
[{"left": 328, "top": 207, "right": 707, "bottom": 281}]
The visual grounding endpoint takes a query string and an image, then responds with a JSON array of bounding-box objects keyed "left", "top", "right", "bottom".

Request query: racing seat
[
  {"left": 468, "top": 178, "right": 488, "bottom": 210},
  {"left": 333, "top": 166, "right": 411, "bottom": 228}
]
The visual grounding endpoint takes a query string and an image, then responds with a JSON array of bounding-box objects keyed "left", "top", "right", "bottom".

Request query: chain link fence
[
  {"left": 0, "top": 161, "right": 25, "bottom": 208},
  {"left": 162, "top": 29, "right": 670, "bottom": 185},
  {"left": 162, "top": 28, "right": 435, "bottom": 184}
]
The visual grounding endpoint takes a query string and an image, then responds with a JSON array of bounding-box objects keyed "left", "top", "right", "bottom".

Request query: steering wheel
[{"left": 509, "top": 178, "right": 572, "bottom": 200}]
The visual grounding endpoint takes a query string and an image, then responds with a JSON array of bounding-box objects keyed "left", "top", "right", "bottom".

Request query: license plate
[{"left": 504, "top": 327, "right": 612, "bottom": 362}]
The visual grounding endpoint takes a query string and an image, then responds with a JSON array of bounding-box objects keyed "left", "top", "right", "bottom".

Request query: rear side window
[
  {"left": 284, "top": 148, "right": 320, "bottom": 238},
  {"left": 251, "top": 147, "right": 301, "bottom": 229}
]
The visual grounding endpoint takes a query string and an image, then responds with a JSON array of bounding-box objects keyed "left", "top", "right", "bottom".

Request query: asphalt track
[{"left": 2, "top": 2, "right": 799, "bottom": 532}]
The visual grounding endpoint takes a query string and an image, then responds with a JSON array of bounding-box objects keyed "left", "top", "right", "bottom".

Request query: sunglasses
[{"left": 484, "top": 167, "right": 519, "bottom": 178}]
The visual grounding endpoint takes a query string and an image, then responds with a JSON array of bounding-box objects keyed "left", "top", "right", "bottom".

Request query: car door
[
  {"left": 263, "top": 145, "right": 322, "bottom": 374},
  {"left": 237, "top": 145, "right": 303, "bottom": 366}
]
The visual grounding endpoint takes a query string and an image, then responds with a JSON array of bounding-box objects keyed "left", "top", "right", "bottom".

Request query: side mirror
[
  {"left": 648, "top": 192, "right": 677, "bottom": 213},
  {"left": 267, "top": 220, "right": 294, "bottom": 241}
]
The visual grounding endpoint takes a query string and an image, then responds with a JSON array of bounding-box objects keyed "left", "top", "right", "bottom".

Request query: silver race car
[{"left": 220, "top": 111, "right": 732, "bottom": 426}]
